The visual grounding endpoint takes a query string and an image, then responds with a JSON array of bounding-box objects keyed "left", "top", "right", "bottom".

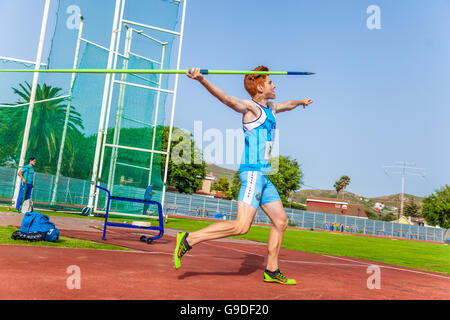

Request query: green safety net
[{"left": 0, "top": 0, "right": 182, "bottom": 216}]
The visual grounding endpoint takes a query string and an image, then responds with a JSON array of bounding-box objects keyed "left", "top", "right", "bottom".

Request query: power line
[{"left": 383, "top": 161, "right": 426, "bottom": 219}]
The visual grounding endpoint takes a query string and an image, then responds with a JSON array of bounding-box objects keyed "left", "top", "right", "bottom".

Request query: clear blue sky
[{"left": 1, "top": 0, "right": 449, "bottom": 198}]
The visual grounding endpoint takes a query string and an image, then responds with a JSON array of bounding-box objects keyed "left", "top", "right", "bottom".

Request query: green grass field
[
  {"left": 163, "top": 217, "right": 450, "bottom": 275},
  {"left": 1, "top": 206, "right": 449, "bottom": 275}
]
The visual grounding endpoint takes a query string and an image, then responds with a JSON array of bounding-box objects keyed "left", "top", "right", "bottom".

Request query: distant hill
[
  {"left": 205, "top": 163, "right": 236, "bottom": 182},
  {"left": 370, "top": 194, "right": 424, "bottom": 208},
  {"left": 294, "top": 190, "right": 423, "bottom": 206}
]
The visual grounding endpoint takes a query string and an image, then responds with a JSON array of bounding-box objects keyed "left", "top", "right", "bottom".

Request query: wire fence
[
  {"left": 163, "top": 191, "right": 445, "bottom": 243},
  {"left": 0, "top": 166, "right": 445, "bottom": 243}
]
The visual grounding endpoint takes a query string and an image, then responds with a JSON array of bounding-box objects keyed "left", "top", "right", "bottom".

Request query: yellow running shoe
[
  {"left": 173, "top": 232, "right": 191, "bottom": 270},
  {"left": 264, "top": 269, "right": 296, "bottom": 285}
]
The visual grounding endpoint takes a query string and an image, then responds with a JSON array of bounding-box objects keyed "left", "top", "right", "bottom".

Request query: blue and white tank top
[{"left": 239, "top": 100, "right": 277, "bottom": 173}]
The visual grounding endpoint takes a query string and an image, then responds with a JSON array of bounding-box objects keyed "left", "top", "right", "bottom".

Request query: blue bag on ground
[{"left": 20, "top": 211, "right": 60, "bottom": 242}]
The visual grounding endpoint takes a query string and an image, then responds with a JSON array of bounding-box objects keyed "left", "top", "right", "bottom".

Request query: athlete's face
[{"left": 262, "top": 77, "right": 276, "bottom": 99}]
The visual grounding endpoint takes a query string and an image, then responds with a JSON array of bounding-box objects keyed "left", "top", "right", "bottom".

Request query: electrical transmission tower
[{"left": 383, "top": 161, "right": 426, "bottom": 219}]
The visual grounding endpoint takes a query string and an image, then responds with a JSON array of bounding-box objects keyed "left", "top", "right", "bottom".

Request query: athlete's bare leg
[
  {"left": 186, "top": 201, "right": 257, "bottom": 246},
  {"left": 259, "top": 200, "right": 289, "bottom": 271}
]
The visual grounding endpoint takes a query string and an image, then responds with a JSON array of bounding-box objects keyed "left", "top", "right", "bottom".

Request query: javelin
[{"left": 0, "top": 69, "right": 315, "bottom": 75}]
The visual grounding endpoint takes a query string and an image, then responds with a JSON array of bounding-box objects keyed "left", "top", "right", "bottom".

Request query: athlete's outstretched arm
[
  {"left": 274, "top": 99, "right": 314, "bottom": 113},
  {"left": 186, "top": 68, "right": 251, "bottom": 114}
]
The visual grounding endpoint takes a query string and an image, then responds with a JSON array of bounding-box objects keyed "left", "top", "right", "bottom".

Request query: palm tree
[
  {"left": 340, "top": 175, "right": 351, "bottom": 200},
  {"left": 334, "top": 180, "right": 344, "bottom": 198},
  {"left": 0, "top": 82, "right": 84, "bottom": 173},
  {"left": 333, "top": 175, "right": 351, "bottom": 199}
]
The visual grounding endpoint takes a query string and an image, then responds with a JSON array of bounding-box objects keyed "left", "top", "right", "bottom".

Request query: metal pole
[
  {"left": 81, "top": 179, "right": 86, "bottom": 205},
  {"left": 161, "top": 0, "right": 188, "bottom": 223},
  {"left": 0, "top": 56, "right": 48, "bottom": 66},
  {"left": 87, "top": 0, "right": 122, "bottom": 210},
  {"left": 148, "top": 43, "right": 166, "bottom": 186},
  {"left": 106, "top": 24, "right": 132, "bottom": 195},
  {"left": 400, "top": 166, "right": 405, "bottom": 219},
  {"left": 48, "top": 175, "right": 54, "bottom": 201},
  {"left": 11, "top": 169, "right": 17, "bottom": 197},
  {"left": 302, "top": 211, "right": 305, "bottom": 229},
  {"left": 94, "top": 0, "right": 126, "bottom": 214},
  {"left": 313, "top": 212, "right": 316, "bottom": 230},
  {"left": 51, "top": 15, "right": 84, "bottom": 205},
  {"left": 1, "top": 95, "right": 70, "bottom": 109},
  {"left": 65, "top": 177, "right": 70, "bottom": 203},
  {"left": 12, "top": 0, "right": 51, "bottom": 208}
]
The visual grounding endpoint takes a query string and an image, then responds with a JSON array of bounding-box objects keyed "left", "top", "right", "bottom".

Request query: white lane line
[
  {"left": 322, "top": 255, "right": 450, "bottom": 280},
  {"left": 202, "top": 243, "right": 365, "bottom": 267},
  {"left": 203, "top": 243, "right": 450, "bottom": 280}
]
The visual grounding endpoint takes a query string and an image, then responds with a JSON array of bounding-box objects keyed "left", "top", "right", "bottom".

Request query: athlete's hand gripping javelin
[{"left": 186, "top": 68, "right": 204, "bottom": 81}]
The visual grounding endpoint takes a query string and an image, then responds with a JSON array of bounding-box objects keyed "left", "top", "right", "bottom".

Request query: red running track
[{"left": 0, "top": 212, "right": 449, "bottom": 300}]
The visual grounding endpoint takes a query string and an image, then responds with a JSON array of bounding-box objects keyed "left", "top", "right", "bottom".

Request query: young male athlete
[
  {"left": 174, "top": 66, "right": 313, "bottom": 284},
  {"left": 16, "top": 157, "right": 36, "bottom": 212}
]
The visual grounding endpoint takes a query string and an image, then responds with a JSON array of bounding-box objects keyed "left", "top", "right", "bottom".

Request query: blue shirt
[
  {"left": 239, "top": 100, "right": 277, "bottom": 173},
  {"left": 21, "top": 165, "right": 34, "bottom": 184},
  {"left": 144, "top": 186, "right": 153, "bottom": 200}
]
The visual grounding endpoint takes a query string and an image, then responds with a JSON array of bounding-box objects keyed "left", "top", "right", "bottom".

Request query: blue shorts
[{"left": 238, "top": 171, "right": 281, "bottom": 209}]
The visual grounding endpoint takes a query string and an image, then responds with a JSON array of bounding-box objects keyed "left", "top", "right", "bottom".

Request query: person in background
[
  {"left": 143, "top": 184, "right": 155, "bottom": 215},
  {"left": 16, "top": 157, "right": 36, "bottom": 212}
]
